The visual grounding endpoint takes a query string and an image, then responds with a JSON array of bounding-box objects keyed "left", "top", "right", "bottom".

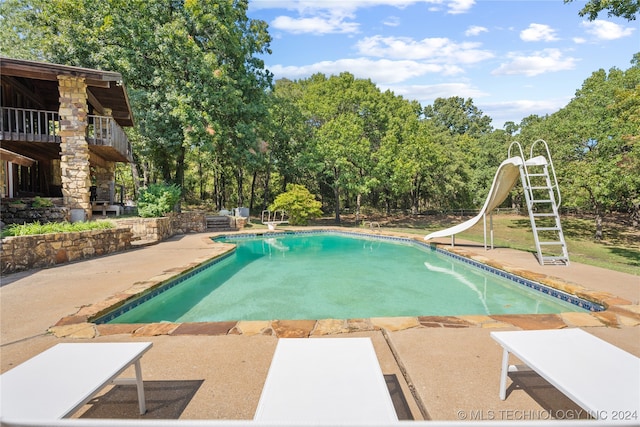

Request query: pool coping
[{"left": 49, "top": 227, "right": 640, "bottom": 340}]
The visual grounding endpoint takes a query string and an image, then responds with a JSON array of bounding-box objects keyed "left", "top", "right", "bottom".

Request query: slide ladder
[{"left": 514, "top": 140, "right": 569, "bottom": 266}]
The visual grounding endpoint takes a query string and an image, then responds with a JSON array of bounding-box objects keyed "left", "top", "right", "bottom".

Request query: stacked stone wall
[
  {"left": 115, "top": 212, "right": 207, "bottom": 242},
  {"left": 58, "top": 75, "right": 91, "bottom": 218},
  {"left": 0, "top": 202, "right": 68, "bottom": 225},
  {"left": 1, "top": 212, "right": 212, "bottom": 274},
  {"left": 1, "top": 227, "right": 133, "bottom": 274},
  {"left": 114, "top": 217, "right": 173, "bottom": 243},
  {"left": 169, "top": 212, "right": 207, "bottom": 234}
]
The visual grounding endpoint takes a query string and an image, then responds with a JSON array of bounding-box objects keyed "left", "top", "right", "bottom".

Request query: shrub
[
  {"left": 269, "top": 184, "right": 322, "bottom": 225},
  {"left": 137, "top": 183, "right": 182, "bottom": 218},
  {"left": 31, "top": 196, "right": 54, "bottom": 208},
  {"left": 1, "top": 221, "right": 114, "bottom": 237}
]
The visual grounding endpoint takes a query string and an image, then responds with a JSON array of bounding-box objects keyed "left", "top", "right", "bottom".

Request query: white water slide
[
  {"left": 424, "top": 156, "right": 524, "bottom": 246},
  {"left": 425, "top": 140, "right": 569, "bottom": 266}
]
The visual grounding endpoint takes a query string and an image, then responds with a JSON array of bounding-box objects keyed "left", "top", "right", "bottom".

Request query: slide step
[
  {"left": 532, "top": 213, "right": 556, "bottom": 217},
  {"left": 531, "top": 199, "right": 552, "bottom": 203},
  {"left": 527, "top": 173, "right": 547, "bottom": 177},
  {"left": 541, "top": 257, "right": 569, "bottom": 265},
  {"left": 536, "top": 227, "right": 560, "bottom": 231},
  {"left": 539, "top": 241, "right": 564, "bottom": 246}
]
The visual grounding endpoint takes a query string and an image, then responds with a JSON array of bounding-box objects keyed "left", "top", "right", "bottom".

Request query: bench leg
[
  {"left": 499, "top": 348, "right": 509, "bottom": 400},
  {"left": 134, "top": 360, "right": 146, "bottom": 414}
]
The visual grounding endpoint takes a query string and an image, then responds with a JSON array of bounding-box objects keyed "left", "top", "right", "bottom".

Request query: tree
[
  {"left": 564, "top": 0, "right": 640, "bottom": 21},
  {"left": 519, "top": 59, "right": 640, "bottom": 238},
  {"left": 269, "top": 184, "right": 322, "bottom": 225},
  {"left": 1, "top": 0, "right": 272, "bottom": 206},
  {"left": 423, "top": 96, "right": 493, "bottom": 137}
]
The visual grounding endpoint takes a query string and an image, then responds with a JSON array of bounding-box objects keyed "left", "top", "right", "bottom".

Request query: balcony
[
  {"left": 86, "top": 114, "right": 133, "bottom": 162},
  {"left": 1, "top": 107, "right": 132, "bottom": 163}
]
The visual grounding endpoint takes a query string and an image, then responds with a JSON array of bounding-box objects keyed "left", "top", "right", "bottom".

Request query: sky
[{"left": 247, "top": 0, "right": 638, "bottom": 129}]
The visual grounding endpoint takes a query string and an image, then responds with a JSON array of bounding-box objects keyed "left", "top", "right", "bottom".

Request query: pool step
[{"left": 206, "top": 215, "right": 238, "bottom": 232}]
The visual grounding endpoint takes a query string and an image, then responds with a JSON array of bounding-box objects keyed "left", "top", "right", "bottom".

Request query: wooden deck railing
[
  {"left": 87, "top": 114, "right": 132, "bottom": 161},
  {"left": 0, "top": 106, "right": 60, "bottom": 142},
  {"left": 0, "top": 107, "right": 131, "bottom": 161}
]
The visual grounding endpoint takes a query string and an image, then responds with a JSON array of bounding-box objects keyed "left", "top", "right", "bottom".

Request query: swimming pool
[{"left": 98, "top": 232, "right": 601, "bottom": 324}]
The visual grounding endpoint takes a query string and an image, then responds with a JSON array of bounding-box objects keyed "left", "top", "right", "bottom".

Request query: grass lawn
[{"left": 309, "top": 213, "right": 639, "bottom": 276}]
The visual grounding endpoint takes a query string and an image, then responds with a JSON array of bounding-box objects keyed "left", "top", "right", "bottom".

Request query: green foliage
[
  {"left": 137, "top": 183, "right": 182, "bottom": 218},
  {"left": 269, "top": 184, "right": 322, "bottom": 225},
  {"left": 31, "top": 196, "right": 54, "bottom": 208},
  {"left": 2, "top": 221, "right": 114, "bottom": 237},
  {"left": 564, "top": 0, "right": 639, "bottom": 21}
]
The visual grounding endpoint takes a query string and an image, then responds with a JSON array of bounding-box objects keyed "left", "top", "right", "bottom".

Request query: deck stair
[
  {"left": 517, "top": 140, "right": 569, "bottom": 266},
  {"left": 206, "top": 215, "right": 237, "bottom": 232}
]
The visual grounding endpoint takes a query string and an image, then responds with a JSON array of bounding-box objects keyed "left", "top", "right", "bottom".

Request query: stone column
[{"left": 58, "top": 75, "right": 91, "bottom": 220}]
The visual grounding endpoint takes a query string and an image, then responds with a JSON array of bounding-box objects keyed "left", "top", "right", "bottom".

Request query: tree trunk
[
  {"left": 175, "top": 145, "right": 186, "bottom": 189},
  {"left": 263, "top": 153, "right": 272, "bottom": 212},
  {"left": 594, "top": 212, "right": 603, "bottom": 241},
  {"left": 197, "top": 149, "right": 204, "bottom": 200},
  {"left": 130, "top": 162, "right": 141, "bottom": 198},
  {"left": 249, "top": 170, "right": 258, "bottom": 214},
  {"left": 410, "top": 174, "right": 420, "bottom": 215},
  {"left": 355, "top": 193, "right": 362, "bottom": 225},
  {"left": 236, "top": 166, "right": 244, "bottom": 207},
  {"left": 333, "top": 167, "right": 341, "bottom": 224}
]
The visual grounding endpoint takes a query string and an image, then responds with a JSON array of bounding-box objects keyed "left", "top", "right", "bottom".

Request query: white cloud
[
  {"left": 492, "top": 48, "right": 577, "bottom": 77},
  {"left": 250, "top": 0, "right": 474, "bottom": 15},
  {"left": 271, "top": 14, "right": 359, "bottom": 34},
  {"left": 465, "top": 25, "right": 488, "bottom": 37},
  {"left": 581, "top": 20, "right": 636, "bottom": 40},
  {"left": 447, "top": 0, "right": 475, "bottom": 14},
  {"left": 572, "top": 37, "right": 586, "bottom": 44},
  {"left": 481, "top": 98, "right": 570, "bottom": 128},
  {"left": 520, "top": 23, "right": 559, "bottom": 42},
  {"left": 355, "top": 35, "right": 494, "bottom": 64},
  {"left": 387, "top": 82, "right": 489, "bottom": 101},
  {"left": 268, "top": 58, "right": 464, "bottom": 84},
  {"left": 383, "top": 16, "right": 401, "bottom": 27}
]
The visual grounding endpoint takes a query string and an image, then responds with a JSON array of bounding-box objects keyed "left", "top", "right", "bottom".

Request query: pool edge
[{"left": 49, "top": 227, "right": 639, "bottom": 339}]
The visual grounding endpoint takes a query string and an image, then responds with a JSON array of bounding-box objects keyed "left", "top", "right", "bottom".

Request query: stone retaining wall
[
  {"left": 1, "top": 227, "right": 133, "bottom": 274},
  {"left": 170, "top": 211, "right": 207, "bottom": 234},
  {"left": 114, "top": 217, "right": 173, "bottom": 243},
  {"left": 0, "top": 202, "right": 68, "bottom": 225},
  {"left": 114, "top": 212, "right": 207, "bottom": 243},
  {"left": 1, "top": 212, "right": 216, "bottom": 274}
]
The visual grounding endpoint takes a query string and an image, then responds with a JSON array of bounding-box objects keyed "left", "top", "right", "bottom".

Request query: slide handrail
[{"left": 530, "top": 139, "right": 561, "bottom": 208}]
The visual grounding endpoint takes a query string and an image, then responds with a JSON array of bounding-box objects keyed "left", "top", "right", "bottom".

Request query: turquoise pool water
[{"left": 105, "top": 233, "right": 593, "bottom": 323}]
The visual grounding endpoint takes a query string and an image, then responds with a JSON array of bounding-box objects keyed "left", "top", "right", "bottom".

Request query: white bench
[
  {"left": 92, "top": 201, "right": 122, "bottom": 216},
  {"left": 0, "top": 342, "right": 152, "bottom": 420},
  {"left": 254, "top": 338, "right": 398, "bottom": 423},
  {"left": 491, "top": 329, "right": 640, "bottom": 420}
]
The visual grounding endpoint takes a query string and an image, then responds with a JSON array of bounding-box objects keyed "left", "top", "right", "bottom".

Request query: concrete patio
[{"left": 1, "top": 229, "right": 638, "bottom": 422}]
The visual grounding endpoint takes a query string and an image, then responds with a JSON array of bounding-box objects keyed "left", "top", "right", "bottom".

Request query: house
[{"left": 1, "top": 56, "right": 134, "bottom": 221}]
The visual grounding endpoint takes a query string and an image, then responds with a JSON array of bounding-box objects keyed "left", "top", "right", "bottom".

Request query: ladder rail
[
  {"left": 530, "top": 139, "right": 561, "bottom": 208},
  {"left": 513, "top": 140, "right": 569, "bottom": 265}
]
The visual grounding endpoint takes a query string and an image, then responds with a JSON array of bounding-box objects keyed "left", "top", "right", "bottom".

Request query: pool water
[{"left": 107, "top": 233, "right": 589, "bottom": 323}]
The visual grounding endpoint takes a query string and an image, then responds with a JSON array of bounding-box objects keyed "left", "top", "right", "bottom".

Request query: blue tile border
[
  {"left": 96, "top": 229, "right": 603, "bottom": 324},
  {"left": 93, "top": 249, "right": 236, "bottom": 324},
  {"left": 217, "top": 230, "right": 604, "bottom": 313}
]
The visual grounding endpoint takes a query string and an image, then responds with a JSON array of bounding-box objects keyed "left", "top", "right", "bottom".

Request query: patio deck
[{"left": 1, "top": 229, "right": 638, "bottom": 421}]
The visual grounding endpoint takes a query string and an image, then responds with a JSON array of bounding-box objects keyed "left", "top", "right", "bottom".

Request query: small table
[
  {"left": 491, "top": 329, "right": 640, "bottom": 419},
  {"left": 254, "top": 338, "right": 398, "bottom": 423},
  {"left": 0, "top": 342, "right": 152, "bottom": 420}
]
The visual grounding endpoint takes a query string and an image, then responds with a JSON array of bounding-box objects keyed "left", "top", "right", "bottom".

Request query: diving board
[{"left": 261, "top": 210, "right": 288, "bottom": 230}]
